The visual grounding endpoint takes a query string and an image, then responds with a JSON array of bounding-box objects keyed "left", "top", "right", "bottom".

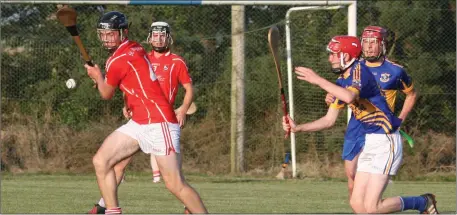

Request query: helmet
[
  {"left": 326, "top": 35, "right": 361, "bottom": 74},
  {"left": 97, "top": 11, "right": 128, "bottom": 30},
  {"left": 147, "top": 21, "right": 173, "bottom": 53},
  {"left": 361, "top": 25, "right": 387, "bottom": 62},
  {"left": 96, "top": 11, "right": 129, "bottom": 50}
]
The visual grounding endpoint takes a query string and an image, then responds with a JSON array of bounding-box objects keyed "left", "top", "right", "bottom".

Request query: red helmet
[
  {"left": 361, "top": 26, "right": 387, "bottom": 60},
  {"left": 327, "top": 36, "right": 361, "bottom": 73},
  {"left": 327, "top": 35, "right": 362, "bottom": 59},
  {"left": 361, "top": 26, "right": 387, "bottom": 41}
]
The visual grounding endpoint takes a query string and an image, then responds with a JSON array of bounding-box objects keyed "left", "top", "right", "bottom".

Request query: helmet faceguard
[
  {"left": 361, "top": 26, "right": 387, "bottom": 62},
  {"left": 326, "top": 36, "right": 362, "bottom": 74},
  {"left": 96, "top": 11, "right": 129, "bottom": 52},
  {"left": 147, "top": 21, "right": 173, "bottom": 53}
]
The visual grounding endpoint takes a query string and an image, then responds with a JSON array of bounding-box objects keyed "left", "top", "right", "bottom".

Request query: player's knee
[
  {"left": 364, "top": 203, "right": 380, "bottom": 214},
  {"left": 92, "top": 154, "right": 107, "bottom": 172},
  {"left": 164, "top": 176, "right": 185, "bottom": 194},
  {"left": 349, "top": 198, "right": 364, "bottom": 213}
]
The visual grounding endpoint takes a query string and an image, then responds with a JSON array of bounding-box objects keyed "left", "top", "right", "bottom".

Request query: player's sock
[
  {"left": 153, "top": 170, "right": 161, "bottom": 182},
  {"left": 400, "top": 196, "right": 427, "bottom": 211},
  {"left": 98, "top": 198, "right": 106, "bottom": 208},
  {"left": 105, "top": 207, "right": 122, "bottom": 214}
]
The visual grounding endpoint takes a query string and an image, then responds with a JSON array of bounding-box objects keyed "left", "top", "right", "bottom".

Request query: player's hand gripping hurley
[
  {"left": 56, "top": 6, "right": 97, "bottom": 87},
  {"left": 268, "top": 26, "right": 290, "bottom": 138}
]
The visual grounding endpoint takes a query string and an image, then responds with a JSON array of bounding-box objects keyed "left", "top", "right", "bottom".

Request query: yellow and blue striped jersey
[
  {"left": 362, "top": 58, "right": 414, "bottom": 111},
  {"left": 330, "top": 61, "right": 401, "bottom": 135}
]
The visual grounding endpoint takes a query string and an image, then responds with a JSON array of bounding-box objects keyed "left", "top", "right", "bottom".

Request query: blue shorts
[{"left": 342, "top": 135, "right": 365, "bottom": 161}]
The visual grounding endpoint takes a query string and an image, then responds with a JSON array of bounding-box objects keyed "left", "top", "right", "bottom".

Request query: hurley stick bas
[{"left": 268, "top": 26, "right": 290, "bottom": 138}]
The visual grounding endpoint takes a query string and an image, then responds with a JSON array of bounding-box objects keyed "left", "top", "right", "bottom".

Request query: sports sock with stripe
[
  {"left": 153, "top": 170, "right": 161, "bottom": 181},
  {"left": 400, "top": 196, "right": 427, "bottom": 212},
  {"left": 105, "top": 207, "right": 122, "bottom": 214}
]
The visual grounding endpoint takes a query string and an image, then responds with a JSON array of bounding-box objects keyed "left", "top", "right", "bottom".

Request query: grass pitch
[{"left": 1, "top": 173, "right": 455, "bottom": 214}]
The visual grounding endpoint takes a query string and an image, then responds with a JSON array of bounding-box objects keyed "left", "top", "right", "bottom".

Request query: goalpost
[{"left": 285, "top": 2, "right": 357, "bottom": 178}]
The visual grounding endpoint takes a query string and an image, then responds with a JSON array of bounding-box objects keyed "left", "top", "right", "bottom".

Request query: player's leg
[
  {"left": 362, "top": 174, "right": 436, "bottom": 213},
  {"left": 89, "top": 156, "right": 134, "bottom": 213},
  {"left": 342, "top": 136, "right": 365, "bottom": 210},
  {"left": 351, "top": 167, "right": 438, "bottom": 214},
  {"left": 342, "top": 135, "right": 365, "bottom": 201},
  {"left": 156, "top": 152, "right": 207, "bottom": 214},
  {"left": 351, "top": 132, "right": 396, "bottom": 213},
  {"left": 362, "top": 173, "right": 401, "bottom": 213},
  {"left": 360, "top": 132, "right": 438, "bottom": 213},
  {"left": 114, "top": 155, "right": 133, "bottom": 184},
  {"left": 150, "top": 154, "right": 161, "bottom": 183},
  {"left": 147, "top": 122, "right": 207, "bottom": 213},
  {"left": 349, "top": 133, "right": 373, "bottom": 213},
  {"left": 344, "top": 153, "right": 359, "bottom": 200},
  {"left": 350, "top": 171, "right": 369, "bottom": 213},
  {"left": 92, "top": 129, "right": 140, "bottom": 213}
]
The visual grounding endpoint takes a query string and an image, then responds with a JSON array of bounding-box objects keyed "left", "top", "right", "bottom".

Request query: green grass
[{"left": 1, "top": 173, "right": 455, "bottom": 214}]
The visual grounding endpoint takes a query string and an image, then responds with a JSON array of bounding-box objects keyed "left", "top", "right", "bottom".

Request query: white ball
[{"left": 66, "top": 78, "right": 76, "bottom": 89}]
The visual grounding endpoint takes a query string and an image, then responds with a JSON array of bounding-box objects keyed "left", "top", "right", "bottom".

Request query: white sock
[{"left": 98, "top": 198, "right": 105, "bottom": 207}]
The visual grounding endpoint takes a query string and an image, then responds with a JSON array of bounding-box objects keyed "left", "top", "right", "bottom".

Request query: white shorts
[
  {"left": 357, "top": 131, "right": 403, "bottom": 175},
  {"left": 116, "top": 120, "right": 180, "bottom": 155}
]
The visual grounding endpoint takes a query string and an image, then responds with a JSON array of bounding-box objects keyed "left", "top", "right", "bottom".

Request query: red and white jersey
[
  {"left": 105, "top": 40, "right": 177, "bottom": 124},
  {"left": 147, "top": 50, "right": 192, "bottom": 106}
]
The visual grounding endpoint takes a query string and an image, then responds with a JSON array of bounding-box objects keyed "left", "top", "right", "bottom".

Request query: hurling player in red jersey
[
  {"left": 85, "top": 11, "right": 207, "bottom": 214},
  {"left": 145, "top": 21, "right": 194, "bottom": 183},
  {"left": 89, "top": 21, "right": 196, "bottom": 214}
]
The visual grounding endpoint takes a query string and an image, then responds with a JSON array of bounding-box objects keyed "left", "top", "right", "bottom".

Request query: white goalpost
[{"left": 285, "top": 2, "right": 357, "bottom": 178}]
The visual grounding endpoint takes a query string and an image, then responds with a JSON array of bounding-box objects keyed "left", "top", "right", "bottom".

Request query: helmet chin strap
[
  {"left": 120, "top": 30, "right": 126, "bottom": 42},
  {"left": 153, "top": 46, "right": 169, "bottom": 53},
  {"left": 151, "top": 37, "right": 173, "bottom": 53},
  {"left": 332, "top": 53, "right": 356, "bottom": 74},
  {"left": 363, "top": 40, "right": 385, "bottom": 62},
  {"left": 102, "top": 42, "right": 118, "bottom": 53},
  {"left": 331, "top": 67, "right": 344, "bottom": 74}
]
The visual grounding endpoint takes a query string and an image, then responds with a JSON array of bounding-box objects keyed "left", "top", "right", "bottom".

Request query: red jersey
[
  {"left": 147, "top": 50, "right": 192, "bottom": 106},
  {"left": 105, "top": 40, "right": 177, "bottom": 124}
]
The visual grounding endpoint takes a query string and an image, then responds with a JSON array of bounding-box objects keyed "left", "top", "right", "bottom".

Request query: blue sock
[{"left": 400, "top": 196, "right": 427, "bottom": 212}]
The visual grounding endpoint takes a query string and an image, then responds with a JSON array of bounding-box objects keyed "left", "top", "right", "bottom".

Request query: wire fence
[{"left": 1, "top": 2, "right": 455, "bottom": 178}]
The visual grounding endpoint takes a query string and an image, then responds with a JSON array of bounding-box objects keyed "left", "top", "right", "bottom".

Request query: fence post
[{"left": 231, "top": 5, "right": 245, "bottom": 173}]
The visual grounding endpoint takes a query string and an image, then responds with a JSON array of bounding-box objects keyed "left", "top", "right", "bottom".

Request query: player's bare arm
[
  {"left": 282, "top": 107, "right": 340, "bottom": 133},
  {"left": 85, "top": 64, "right": 116, "bottom": 100},
  {"left": 294, "top": 66, "right": 357, "bottom": 104},
  {"left": 398, "top": 89, "right": 417, "bottom": 121},
  {"left": 325, "top": 93, "right": 335, "bottom": 106}
]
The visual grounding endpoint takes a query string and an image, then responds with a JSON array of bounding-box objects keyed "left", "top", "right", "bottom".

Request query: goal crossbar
[{"left": 3, "top": 0, "right": 355, "bottom": 6}]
